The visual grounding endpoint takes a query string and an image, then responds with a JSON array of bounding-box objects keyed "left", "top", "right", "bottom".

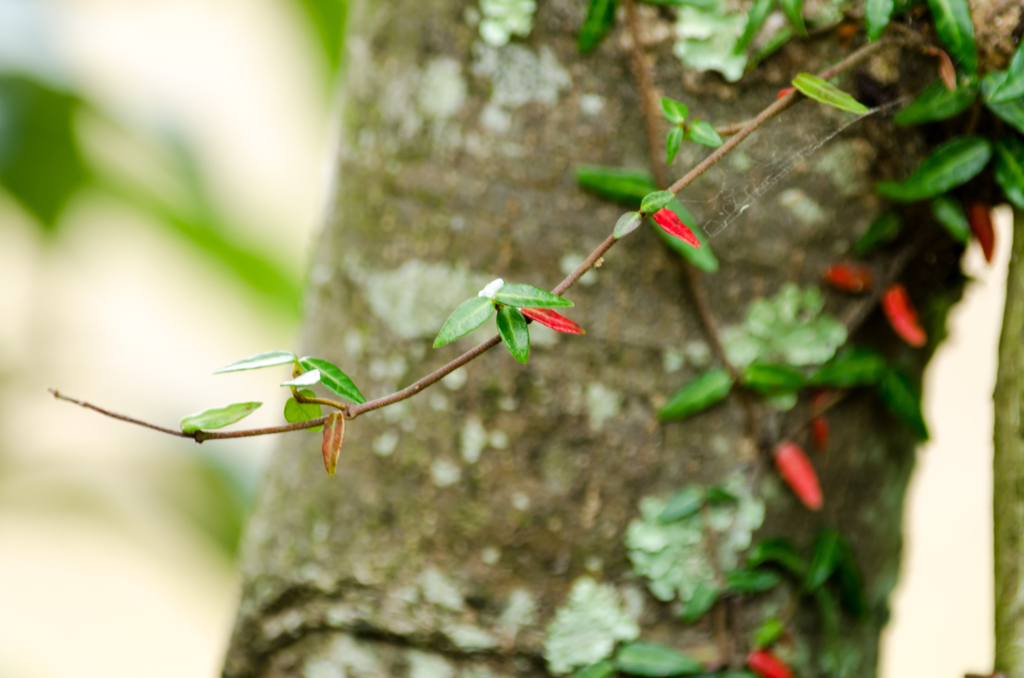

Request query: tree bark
[{"left": 223, "top": 1, "right": 960, "bottom": 676}]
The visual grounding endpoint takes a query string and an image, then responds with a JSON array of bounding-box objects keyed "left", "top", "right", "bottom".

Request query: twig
[
  {"left": 715, "top": 119, "right": 754, "bottom": 136},
  {"left": 623, "top": 0, "right": 667, "bottom": 189},
  {"left": 49, "top": 389, "right": 192, "bottom": 438},
  {"left": 701, "top": 504, "right": 733, "bottom": 666}
]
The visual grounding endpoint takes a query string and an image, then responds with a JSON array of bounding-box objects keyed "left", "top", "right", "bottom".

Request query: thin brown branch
[
  {"left": 623, "top": 0, "right": 667, "bottom": 188},
  {"left": 715, "top": 119, "right": 754, "bottom": 136},
  {"left": 49, "top": 389, "right": 192, "bottom": 438}
]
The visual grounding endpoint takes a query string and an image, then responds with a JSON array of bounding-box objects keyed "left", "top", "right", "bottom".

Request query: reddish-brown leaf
[
  {"left": 653, "top": 208, "right": 700, "bottom": 248},
  {"left": 811, "top": 416, "right": 829, "bottom": 452},
  {"left": 747, "top": 649, "right": 796, "bottom": 678},
  {"left": 882, "top": 284, "right": 927, "bottom": 347},
  {"left": 823, "top": 262, "right": 874, "bottom": 293},
  {"left": 968, "top": 202, "right": 994, "bottom": 263},
  {"left": 521, "top": 307, "right": 585, "bottom": 334},
  {"left": 773, "top": 441, "right": 823, "bottom": 510},
  {"left": 923, "top": 46, "right": 957, "bottom": 91},
  {"left": 777, "top": 87, "right": 796, "bottom": 100},
  {"left": 322, "top": 411, "right": 345, "bottom": 477}
]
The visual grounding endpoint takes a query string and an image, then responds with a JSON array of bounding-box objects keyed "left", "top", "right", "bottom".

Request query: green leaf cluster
[
  {"left": 212, "top": 349, "right": 365, "bottom": 404},
  {"left": 660, "top": 97, "right": 723, "bottom": 165}
]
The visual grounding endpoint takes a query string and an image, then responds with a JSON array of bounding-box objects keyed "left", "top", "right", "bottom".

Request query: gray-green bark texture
[
  {"left": 995, "top": 208, "right": 1024, "bottom": 677},
  {"left": 223, "top": 1, "right": 963, "bottom": 676}
]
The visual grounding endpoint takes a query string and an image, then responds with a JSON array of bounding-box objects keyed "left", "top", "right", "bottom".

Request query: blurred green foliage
[{"left": 295, "top": 0, "right": 347, "bottom": 74}]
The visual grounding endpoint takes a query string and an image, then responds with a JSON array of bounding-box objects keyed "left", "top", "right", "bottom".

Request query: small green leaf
[
  {"left": 615, "top": 642, "right": 704, "bottom": 676},
  {"left": 754, "top": 618, "right": 785, "bottom": 648},
  {"left": 572, "top": 661, "right": 616, "bottom": 678},
  {"left": 576, "top": 165, "right": 658, "bottom": 204},
  {"left": 835, "top": 537, "right": 867, "bottom": 618},
  {"left": 434, "top": 297, "right": 495, "bottom": 347},
  {"left": 667, "top": 126, "right": 684, "bottom": 165},
  {"left": 682, "top": 582, "right": 719, "bottom": 624},
  {"left": 994, "top": 136, "right": 1024, "bottom": 210},
  {"left": 792, "top": 73, "right": 869, "bottom": 115},
  {"left": 930, "top": 195, "right": 970, "bottom": 242},
  {"left": 705, "top": 485, "right": 738, "bottom": 504},
  {"left": 865, "top": 0, "right": 894, "bottom": 41},
  {"left": 810, "top": 347, "right": 887, "bottom": 387},
  {"left": 990, "top": 42, "right": 1024, "bottom": 103},
  {"left": 734, "top": 0, "right": 775, "bottom": 55},
  {"left": 893, "top": 79, "right": 979, "bottom": 125},
  {"left": 742, "top": 363, "right": 806, "bottom": 394},
  {"left": 746, "top": 539, "right": 806, "bottom": 577},
  {"left": 213, "top": 350, "right": 297, "bottom": 373},
  {"left": 492, "top": 284, "right": 573, "bottom": 309},
  {"left": 876, "top": 136, "right": 991, "bottom": 202},
  {"left": 983, "top": 71, "right": 1024, "bottom": 135},
  {"left": 496, "top": 306, "right": 530, "bottom": 363},
  {"left": 687, "top": 121, "right": 723, "bottom": 148},
  {"left": 614, "top": 211, "right": 644, "bottom": 239},
  {"left": 659, "top": 486, "right": 705, "bottom": 522},
  {"left": 284, "top": 389, "right": 324, "bottom": 431},
  {"left": 805, "top": 528, "right": 841, "bottom": 592},
  {"left": 578, "top": 0, "right": 619, "bottom": 54},
  {"left": 654, "top": 199, "right": 719, "bottom": 273},
  {"left": 726, "top": 569, "right": 781, "bottom": 593},
  {"left": 640, "top": 190, "right": 675, "bottom": 215},
  {"left": 815, "top": 588, "right": 841, "bottom": 667},
  {"left": 661, "top": 97, "right": 689, "bottom": 123},
  {"left": 926, "top": 0, "right": 977, "bottom": 74},
  {"left": 180, "top": 401, "right": 262, "bottom": 433},
  {"left": 299, "top": 357, "right": 366, "bottom": 404},
  {"left": 854, "top": 211, "right": 903, "bottom": 256},
  {"left": 877, "top": 368, "right": 929, "bottom": 439},
  {"left": 660, "top": 368, "right": 734, "bottom": 421},
  {"left": 282, "top": 370, "right": 321, "bottom": 387},
  {"left": 779, "top": 0, "right": 807, "bottom": 36}
]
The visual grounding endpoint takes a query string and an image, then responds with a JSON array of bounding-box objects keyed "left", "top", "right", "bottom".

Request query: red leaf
[
  {"left": 923, "top": 46, "right": 957, "bottom": 91},
  {"left": 747, "top": 650, "right": 796, "bottom": 678},
  {"left": 811, "top": 416, "right": 829, "bottom": 452},
  {"left": 773, "top": 441, "right": 823, "bottom": 510},
  {"left": 968, "top": 202, "right": 994, "bottom": 263},
  {"left": 810, "top": 389, "right": 831, "bottom": 415},
  {"left": 823, "top": 262, "right": 874, "bottom": 293},
  {"left": 653, "top": 208, "right": 700, "bottom": 248},
  {"left": 322, "top": 411, "right": 345, "bottom": 477},
  {"left": 521, "top": 307, "right": 585, "bottom": 334},
  {"left": 882, "top": 284, "right": 927, "bottom": 347},
  {"left": 777, "top": 87, "right": 796, "bottom": 100}
]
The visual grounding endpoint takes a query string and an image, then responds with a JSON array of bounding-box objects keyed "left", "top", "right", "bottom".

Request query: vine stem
[{"left": 51, "top": 36, "right": 901, "bottom": 443}]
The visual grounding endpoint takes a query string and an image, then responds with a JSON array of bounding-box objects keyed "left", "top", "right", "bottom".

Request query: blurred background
[{"left": 0, "top": 0, "right": 1003, "bottom": 675}]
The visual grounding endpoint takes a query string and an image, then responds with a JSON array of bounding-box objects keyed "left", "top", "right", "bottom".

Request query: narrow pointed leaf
[
  {"left": 742, "top": 363, "right": 806, "bottom": 394},
  {"left": 667, "top": 126, "right": 684, "bottom": 164},
  {"left": 653, "top": 208, "right": 700, "bottom": 248},
  {"left": 572, "top": 662, "right": 615, "bottom": 678},
  {"left": 926, "top": 0, "right": 977, "bottom": 74},
  {"left": 792, "top": 73, "right": 869, "bottom": 114},
  {"left": 823, "top": 262, "right": 874, "bottom": 293},
  {"left": 814, "top": 589, "right": 841, "bottom": 666},
  {"left": 434, "top": 297, "right": 495, "bottom": 347},
  {"left": 655, "top": 199, "right": 719, "bottom": 273},
  {"left": 705, "top": 485, "right": 738, "bottom": 504},
  {"left": 990, "top": 43, "right": 1024, "bottom": 103},
  {"left": 810, "top": 347, "right": 887, "bottom": 387},
  {"left": 284, "top": 389, "right": 323, "bottom": 432},
  {"left": 640, "top": 190, "right": 675, "bottom": 215},
  {"left": 661, "top": 97, "right": 689, "bottom": 123},
  {"left": 754, "top": 618, "right": 786, "bottom": 649},
  {"left": 682, "top": 582, "right": 719, "bottom": 624},
  {"left": 893, "top": 79, "right": 979, "bottom": 125},
  {"left": 881, "top": 284, "right": 927, "bottom": 347},
  {"left": 576, "top": 165, "right": 657, "bottom": 204},
  {"left": 321, "top": 411, "right": 345, "bottom": 476},
  {"left": 805, "top": 528, "right": 841, "bottom": 591},
  {"left": 660, "top": 368, "right": 734, "bottom": 421},
  {"left": 492, "top": 284, "right": 573, "bottom": 309},
  {"left": 734, "top": 0, "right": 774, "bottom": 55},
  {"left": 578, "top": 0, "right": 619, "bottom": 54},
  {"left": 747, "top": 651, "right": 795, "bottom": 678},
  {"left": 865, "top": 0, "right": 894, "bottom": 40},
  {"left": 615, "top": 642, "right": 704, "bottom": 676},
  {"left": 687, "top": 120, "right": 723, "bottom": 148},
  {"left": 854, "top": 211, "right": 903, "bottom": 256},
  {"left": 877, "top": 368, "right": 929, "bottom": 439},
  {"left": 774, "top": 441, "right": 822, "bottom": 510},
  {"left": 726, "top": 568, "right": 781, "bottom": 593},
  {"left": 496, "top": 305, "right": 530, "bottom": 363},
  {"left": 299, "top": 357, "right": 366, "bottom": 403},
  {"left": 994, "top": 136, "right": 1024, "bottom": 210},
  {"left": 876, "top": 136, "right": 991, "bottom": 202},
  {"left": 180, "top": 401, "right": 261, "bottom": 433},
  {"left": 614, "top": 211, "right": 644, "bottom": 239},
  {"left": 659, "top": 486, "right": 705, "bottom": 522},
  {"left": 282, "top": 369, "right": 321, "bottom": 387},
  {"left": 746, "top": 539, "right": 806, "bottom": 577},
  {"left": 930, "top": 195, "right": 970, "bottom": 242},
  {"left": 835, "top": 537, "right": 866, "bottom": 617},
  {"left": 983, "top": 71, "right": 1024, "bottom": 135},
  {"left": 779, "top": 0, "right": 807, "bottom": 36},
  {"left": 521, "top": 307, "right": 585, "bottom": 334},
  {"left": 213, "top": 350, "right": 297, "bottom": 373}
]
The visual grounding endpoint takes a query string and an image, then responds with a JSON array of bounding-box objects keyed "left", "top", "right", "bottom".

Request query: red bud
[
  {"left": 521, "top": 307, "right": 585, "bottom": 334},
  {"left": 967, "top": 202, "right": 994, "bottom": 263},
  {"left": 747, "top": 650, "right": 795, "bottom": 678},
  {"left": 777, "top": 87, "right": 796, "bottom": 100},
  {"left": 773, "top": 441, "right": 823, "bottom": 510},
  {"left": 823, "top": 262, "right": 874, "bottom": 293},
  {"left": 882, "top": 284, "right": 927, "bottom": 347},
  {"left": 653, "top": 209, "right": 700, "bottom": 248},
  {"left": 811, "top": 416, "right": 829, "bottom": 452},
  {"left": 322, "top": 412, "right": 345, "bottom": 477}
]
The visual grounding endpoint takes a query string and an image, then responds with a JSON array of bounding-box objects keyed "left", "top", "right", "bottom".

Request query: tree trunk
[{"left": 223, "top": 1, "right": 959, "bottom": 676}]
